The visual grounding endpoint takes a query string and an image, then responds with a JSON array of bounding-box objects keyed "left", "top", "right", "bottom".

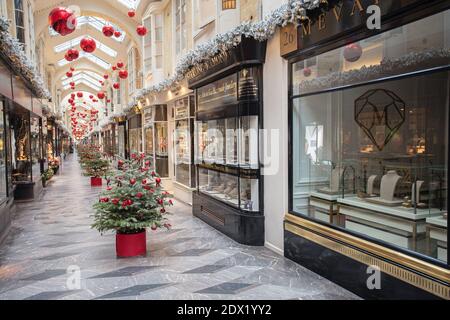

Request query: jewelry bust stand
[
  {"left": 366, "top": 170, "right": 403, "bottom": 206},
  {"left": 367, "top": 175, "right": 378, "bottom": 196},
  {"left": 317, "top": 167, "right": 344, "bottom": 195}
]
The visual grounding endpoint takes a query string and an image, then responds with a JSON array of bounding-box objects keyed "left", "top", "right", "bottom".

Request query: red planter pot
[
  {"left": 116, "top": 231, "right": 147, "bottom": 258},
  {"left": 91, "top": 177, "right": 102, "bottom": 187}
]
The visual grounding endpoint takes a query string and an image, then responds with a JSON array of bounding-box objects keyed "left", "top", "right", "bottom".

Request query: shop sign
[
  {"left": 197, "top": 74, "right": 237, "bottom": 111},
  {"left": 174, "top": 97, "right": 189, "bottom": 119},
  {"left": 282, "top": 0, "right": 425, "bottom": 56}
]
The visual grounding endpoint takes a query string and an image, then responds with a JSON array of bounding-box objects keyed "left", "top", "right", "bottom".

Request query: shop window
[
  {"left": 143, "top": 16, "right": 152, "bottom": 74},
  {"left": 0, "top": 0, "right": 7, "bottom": 18},
  {"left": 0, "top": 100, "right": 7, "bottom": 202},
  {"left": 222, "top": 0, "right": 236, "bottom": 10},
  {"left": 175, "top": 0, "right": 187, "bottom": 57},
  {"left": 30, "top": 116, "right": 41, "bottom": 182},
  {"left": 154, "top": 14, "right": 163, "bottom": 69},
  {"left": 290, "top": 10, "right": 450, "bottom": 264},
  {"left": 14, "top": 0, "right": 25, "bottom": 45}
]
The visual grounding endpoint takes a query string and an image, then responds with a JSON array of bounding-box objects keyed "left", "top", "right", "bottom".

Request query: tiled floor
[{"left": 0, "top": 155, "right": 359, "bottom": 300}]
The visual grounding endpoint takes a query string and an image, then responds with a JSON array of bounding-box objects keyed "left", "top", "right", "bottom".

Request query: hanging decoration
[
  {"left": 80, "top": 37, "right": 97, "bottom": 53},
  {"left": 117, "top": 61, "right": 124, "bottom": 69},
  {"left": 48, "top": 7, "right": 78, "bottom": 36},
  {"left": 128, "top": 10, "right": 136, "bottom": 18},
  {"left": 136, "top": 25, "right": 148, "bottom": 37},
  {"left": 66, "top": 71, "right": 73, "bottom": 78},
  {"left": 102, "top": 25, "right": 115, "bottom": 37},
  {"left": 97, "top": 92, "right": 106, "bottom": 100},
  {"left": 114, "top": 31, "right": 122, "bottom": 38},
  {"left": 77, "top": 92, "right": 83, "bottom": 98},
  {"left": 119, "top": 70, "right": 128, "bottom": 79},
  {"left": 103, "top": 74, "right": 109, "bottom": 80},
  {"left": 66, "top": 48, "right": 79, "bottom": 61},
  {"left": 113, "top": 83, "right": 120, "bottom": 90},
  {"left": 344, "top": 43, "right": 363, "bottom": 63}
]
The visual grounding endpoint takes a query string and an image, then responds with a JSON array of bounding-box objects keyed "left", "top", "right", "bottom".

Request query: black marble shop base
[
  {"left": 193, "top": 192, "right": 264, "bottom": 246},
  {"left": 13, "top": 182, "right": 36, "bottom": 201},
  {"left": 284, "top": 227, "right": 441, "bottom": 300}
]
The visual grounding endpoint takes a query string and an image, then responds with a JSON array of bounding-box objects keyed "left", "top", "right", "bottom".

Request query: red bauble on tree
[
  {"left": 113, "top": 83, "right": 120, "bottom": 90},
  {"left": 102, "top": 25, "right": 115, "bottom": 37},
  {"left": 119, "top": 70, "right": 128, "bottom": 79},
  {"left": 127, "top": 9, "right": 136, "bottom": 18},
  {"left": 136, "top": 25, "right": 147, "bottom": 36},
  {"left": 80, "top": 37, "right": 97, "bottom": 53},
  {"left": 48, "top": 7, "right": 77, "bottom": 36},
  {"left": 114, "top": 31, "right": 122, "bottom": 38},
  {"left": 343, "top": 43, "right": 363, "bottom": 63},
  {"left": 97, "top": 92, "right": 106, "bottom": 100}
]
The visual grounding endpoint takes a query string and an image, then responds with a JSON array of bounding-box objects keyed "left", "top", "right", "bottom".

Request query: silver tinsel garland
[
  {"left": 133, "top": 0, "right": 321, "bottom": 102},
  {"left": 0, "top": 17, "right": 51, "bottom": 99}
]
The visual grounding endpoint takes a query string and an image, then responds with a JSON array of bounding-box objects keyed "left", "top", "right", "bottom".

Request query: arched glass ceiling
[
  {"left": 118, "top": 0, "right": 141, "bottom": 9},
  {"left": 49, "top": 16, "right": 127, "bottom": 42},
  {"left": 62, "top": 72, "right": 103, "bottom": 89},
  {"left": 63, "top": 78, "right": 102, "bottom": 91},
  {"left": 54, "top": 35, "right": 117, "bottom": 57},
  {"left": 62, "top": 70, "right": 104, "bottom": 82},
  {"left": 58, "top": 52, "right": 111, "bottom": 69}
]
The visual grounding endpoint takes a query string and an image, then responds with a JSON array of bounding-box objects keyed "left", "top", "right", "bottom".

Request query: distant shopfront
[{"left": 283, "top": 0, "right": 450, "bottom": 299}]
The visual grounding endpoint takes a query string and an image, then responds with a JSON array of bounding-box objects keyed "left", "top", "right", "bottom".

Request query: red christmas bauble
[
  {"left": 117, "top": 61, "right": 124, "bottom": 69},
  {"left": 64, "top": 52, "right": 73, "bottom": 62},
  {"left": 107, "top": 99, "right": 111, "bottom": 103},
  {"left": 97, "top": 92, "right": 106, "bottom": 99},
  {"left": 344, "top": 43, "right": 363, "bottom": 63},
  {"left": 103, "top": 74, "right": 109, "bottom": 80},
  {"left": 102, "top": 25, "right": 114, "bottom": 37},
  {"left": 66, "top": 71, "right": 73, "bottom": 78},
  {"left": 48, "top": 7, "right": 77, "bottom": 36},
  {"left": 70, "top": 67, "right": 75, "bottom": 72},
  {"left": 113, "top": 82, "right": 120, "bottom": 90},
  {"left": 114, "top": 31, "right": 122, "bottom": 38},
  {"left": 80, "top": 37, "right": 96, "bottom": 53},
  {"left": 303, "top": 67, "right": 312, "bottom": 77},
  {"left": 68, "top": 99, "right": 74, "bottom": 104},
  {"left": 136, "top": 25, "right": 147, "bottom": 36},
  {"left": 67, "top": 48, "right": 79, "bottom": 60},
  {"left": 119, "top": 70, "right": 128, "bottom": 79},
  {"left": 77, "top": 92, "right": 83, "bottom": 98},
  {"left": 71, "top": 93, "right": 75, "bottom": 98},
  {"left": 70, "top": 81, "right": 75, "bottom": 87},
  {"left": 112, "top": 66, "right": 117, "bottom": 71},
  {"left": 128, "top": 10, "right": 136, "bottom": 18}
]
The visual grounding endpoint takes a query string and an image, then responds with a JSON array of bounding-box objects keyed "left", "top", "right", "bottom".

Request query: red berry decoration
[
  {"left": 113, "top": 82, "right": 120, "bottom": 90},
  {"left": 102, "top": 25, "right": 114, "bottom": 37},
  {"left": 119, "top": 70, "right": 128, "bottom": 79},
  {"left": 80, "top": 37, "right": 97, "bottom": 53},
  {"left": 136, "top": 25, "right": 147, "bottom": 36},
  {"left": 114, "top": 31, "right": 122, "bottom": 38},
  {"left": 77, "top": 92, "right": 83, "bottom": 98},
  {"left": 130, "top": 178, "right": 136, "bottom": 185},
  {"left": 117, "top": 61, "right": 124, "bottom": 69},
  {"left": 48, "top": 7, "right": 77, "bottom": 36},
  {"left": 97, "top": 92, "right": 106, "bottom": 99},
  {"left": 344, "top": 43, "right": 363, "bottom": 63},
  {"left": 128, "top": 10, "right": 136, "bottom": 18}
]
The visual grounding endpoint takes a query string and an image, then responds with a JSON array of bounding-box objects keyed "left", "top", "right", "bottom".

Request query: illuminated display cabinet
[{"left": 189, "top": 37, "right": 266, "bottom": 246}]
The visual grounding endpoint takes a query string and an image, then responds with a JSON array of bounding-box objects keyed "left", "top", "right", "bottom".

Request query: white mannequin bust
[
  {"left": 367, "top": 175, "right": 377, "bottom": 195},
  {"left": 411, "top": 180, "right": 424, "bottom": 204},
  {"left": 380, "top": 170, "right": 402, "bottom": 201}
]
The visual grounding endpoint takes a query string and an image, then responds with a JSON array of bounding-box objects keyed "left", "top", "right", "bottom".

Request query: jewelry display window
[{"left": 290, "top": 10, "right": 450, "bottom": 263}]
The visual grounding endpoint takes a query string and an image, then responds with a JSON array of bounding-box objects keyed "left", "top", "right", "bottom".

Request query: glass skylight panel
[
  {"left": 62, "top": 73, "right": 101, "bottom": 88},
  {"left": 77, "top": 16, "right": 126, "bottom": 42},
  {"left": 57, "top": 52, "right": 111, "bottom": 69},
  {"left": 117, "top": 0, "right": 141, "bottom": 9},
  {"left": 63, "top": 79, "right": 101, "bottom": 91},
  {"left": 54, "top": 35, "right": 117, "bottom": 57}
]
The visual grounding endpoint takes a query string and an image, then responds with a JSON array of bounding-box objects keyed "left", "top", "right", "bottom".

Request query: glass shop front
[
  {"left": 285, "top": 0, "right": 450, "bottom": 299},
  {"left": 128, "top": 113, "right": 143, "bottom": 156}
]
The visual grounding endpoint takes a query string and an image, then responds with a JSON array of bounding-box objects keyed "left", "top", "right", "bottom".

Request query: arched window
[{"left": 222, "top": 0, "right": 236, "bottom": 10}]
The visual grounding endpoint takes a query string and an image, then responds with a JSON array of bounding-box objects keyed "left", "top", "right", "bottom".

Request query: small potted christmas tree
[
  {"left": 92, "top": 153, "right": 173, "bottom": 258},
  {"left": 83, "top": 158, "right": 110, "bottom": 186}
]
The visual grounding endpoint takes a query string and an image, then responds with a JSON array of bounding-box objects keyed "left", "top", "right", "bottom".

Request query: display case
[
  {"left": 143, "top": 105, "right": 168, "bottom": 177},
  {"left": 190, "top": 39, "right": 267, "bottom": 246},
  {"left": 128, "top": 114, "right": 142, "bottom": 155},
  {"left": 30, "top": 116, "right": 42, "bottom": 182},
  {"left": 174, "top": 95, "right": 195, "bottom": 188}
]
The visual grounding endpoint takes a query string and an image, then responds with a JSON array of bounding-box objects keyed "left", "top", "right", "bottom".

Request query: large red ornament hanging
[
  {"left": 97, "top": 92, "right": 106, "bottom": 100},
  {"left": 344, "top": 43, "right": 363, "bottom": 63},
  {"left": 102, "top": 25, "right": 115, "bottom": 37},
  {"left": 128, "top": 10, "right": 136, "bottom": 18},
  {"left": 119, "top": 70, "right": 128, "bottom": 79},
  {"left": 65, "top": 52, "right": 74, "bottom": 62},
  {"left": 136, "top": 25, "right": 147, "bottom": 36},
  {"left": 80, "top": 37, "right": 97, "bottom": 53},
  {"left": 48, "top": 7, "right": 77, "bottom": 36},
  {"left": 113, "top": 82, "right": 120, "bottom": 90}
]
